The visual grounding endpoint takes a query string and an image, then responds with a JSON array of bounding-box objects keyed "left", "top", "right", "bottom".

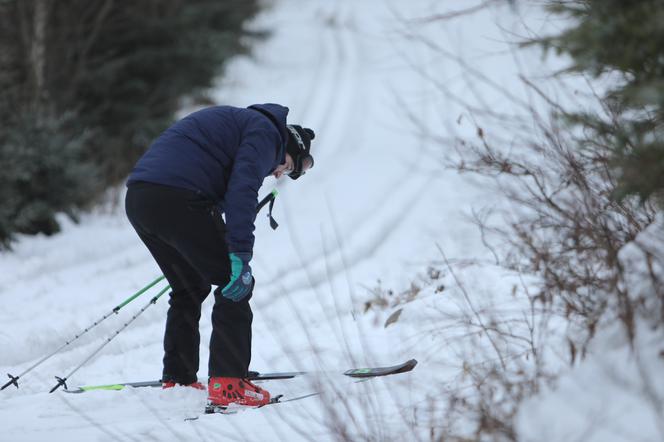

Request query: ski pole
[
  {"left": 1, "top": 275, "right": 166, "bottom": 391},
  {"left": 49, "top": 284, "right": 170, "bottom": 393}
]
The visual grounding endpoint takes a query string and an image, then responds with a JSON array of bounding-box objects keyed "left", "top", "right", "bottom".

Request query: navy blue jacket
[{"left": 127, "top": 104, "right": 289, "bottom": 254}]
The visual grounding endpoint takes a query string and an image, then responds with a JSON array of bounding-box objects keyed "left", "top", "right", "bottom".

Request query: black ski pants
[{"left": 125, "top": 182, "right": 253, "bottom": 383}]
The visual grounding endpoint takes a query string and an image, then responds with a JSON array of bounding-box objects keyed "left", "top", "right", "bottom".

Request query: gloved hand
[{"left": 222, "top": 252, "right": 253, "bottom": 302}]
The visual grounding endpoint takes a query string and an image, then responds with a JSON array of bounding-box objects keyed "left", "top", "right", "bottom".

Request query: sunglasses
[{"left": 288, "top": 154, "right": 314, "bottom": 180}]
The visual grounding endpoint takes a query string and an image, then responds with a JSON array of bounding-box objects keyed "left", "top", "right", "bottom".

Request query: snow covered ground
[{"left": 2, "top": 0, "right": 662, "bottom": 441}]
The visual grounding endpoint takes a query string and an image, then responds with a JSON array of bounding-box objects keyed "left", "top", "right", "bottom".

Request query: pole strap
[{"left": 257, "top": 189, "right": 279, "bottom": 230}]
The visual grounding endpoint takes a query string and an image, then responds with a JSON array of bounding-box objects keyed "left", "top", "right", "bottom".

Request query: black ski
[
  {"left": 188, "top": 360, "right": 418, "bottom": 420},
  {"left": 63, "top": 371, "right": 303, "bottom": 393},
  {"left": 65, "top": 359, "right": 417, "bottom": 394},
  {"left": 343, "top": 358, "right": 417, "bottom": 378}
]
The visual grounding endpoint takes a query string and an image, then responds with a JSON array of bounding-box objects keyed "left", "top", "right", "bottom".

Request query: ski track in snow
[
  {"left": 263, "top": 1, "right": 373, "bottom": 277},
  {"left": 0, "top": 1, "right": 551, "bottom": 441}
]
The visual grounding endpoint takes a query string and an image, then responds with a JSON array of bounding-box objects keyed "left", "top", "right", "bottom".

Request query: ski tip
[{"left": 344, "top": 359, "right": 418, "bottom": 378}]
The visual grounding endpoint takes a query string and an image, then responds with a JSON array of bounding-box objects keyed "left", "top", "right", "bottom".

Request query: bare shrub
[
  {"left": 453, "top": 89, "right": 661, "bottom": 349},
  {"left": 374, "top": 2, "right": 664, "bottom": 440}
]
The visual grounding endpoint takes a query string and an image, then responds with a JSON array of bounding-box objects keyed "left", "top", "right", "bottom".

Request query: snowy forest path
[
  {"left": 0, "top": 1, "right": 497, "bottom": 441},
  {"left": 255, "top": 0, "right": 438, "bottom": 310}
]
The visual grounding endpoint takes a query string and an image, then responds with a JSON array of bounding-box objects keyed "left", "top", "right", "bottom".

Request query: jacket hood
[
  {"left": 248, "top": 103, "right": 289, "bottom": 165},
  {"left": 248, "top": 104, "right": 288, "bottom": 141}
]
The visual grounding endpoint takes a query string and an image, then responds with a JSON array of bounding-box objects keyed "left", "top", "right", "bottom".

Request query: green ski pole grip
[
  {"left": 151, "top": 285, "right": 170, "bottom": 303},
  {"left": 113, "top": 275, "right": 165, "bottom": 312}
]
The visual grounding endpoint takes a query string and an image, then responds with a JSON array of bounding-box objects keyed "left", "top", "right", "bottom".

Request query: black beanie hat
[
  {"left": 286, "top": 125, "right": 315, "bottom": 157},
  {"left": 285, "top": 125, "right": 315, "bottom": 179}
]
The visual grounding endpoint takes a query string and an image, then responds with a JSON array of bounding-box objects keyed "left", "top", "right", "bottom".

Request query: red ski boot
[
  {"left": 162, "top": 381, "right": 206, "bottom": 390},
  {"left": 207, "top": 377, "right": 271, "bottom": 411}
]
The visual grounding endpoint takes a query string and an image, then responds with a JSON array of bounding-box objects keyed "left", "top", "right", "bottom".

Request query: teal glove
[{"left": 222, "top": 252, "right": 253, "bottom": 302}]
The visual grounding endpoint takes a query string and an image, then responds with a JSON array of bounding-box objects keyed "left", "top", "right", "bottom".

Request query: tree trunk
[{"left": 30, "top": 0, "right": 50, "bottom": 107}]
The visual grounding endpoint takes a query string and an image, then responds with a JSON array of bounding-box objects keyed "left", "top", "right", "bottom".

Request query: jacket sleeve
[{"left": 223, "top": 127, "right": 280, "bottom": 254}]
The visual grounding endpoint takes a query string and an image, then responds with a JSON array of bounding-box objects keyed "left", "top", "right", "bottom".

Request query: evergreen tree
[
  {"left": 539, "top": 0, "right": 664, "bottom": 205},
  {"left": 0, "top": 0, "right": 261, "bottom": 248},
  {"left": 0, "top": 111, "right": 95, "bottom": 244}
]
